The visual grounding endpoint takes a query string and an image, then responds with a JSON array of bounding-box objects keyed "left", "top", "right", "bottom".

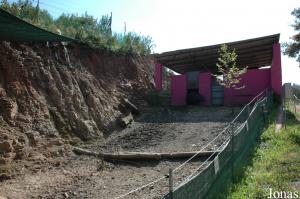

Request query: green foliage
[
  {"left": 215, "top": 44, "right": 247, "bottom": 89},
  {"left": 1, "top": 0, "right": 49, "bottom": 25},
  {"left": 292, "top": 85, "right": 300, "bottom": 98},
  {"left": 115, "top": 32, "right": 154, "bottom": 55},
  {"left": 283, "top": 7, "right": 300, "bottom": 65},
  {"left": 227, "top": 110, "right": 300, "bottom": 199},
  {"left": 0, "top": 0, "right": 154, "bottom": 55},
  {"left": 145, "top": 90, "right": 170, "bottom": 106}
]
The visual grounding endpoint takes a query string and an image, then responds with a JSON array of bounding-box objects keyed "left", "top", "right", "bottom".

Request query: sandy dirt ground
[{"left": 0, "top": 106, "right": 242, "bottom": 199}]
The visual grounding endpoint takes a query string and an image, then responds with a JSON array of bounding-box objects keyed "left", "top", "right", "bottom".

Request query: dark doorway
[{"left": 187, "top": 71, "right": 201, "bottom": 104}]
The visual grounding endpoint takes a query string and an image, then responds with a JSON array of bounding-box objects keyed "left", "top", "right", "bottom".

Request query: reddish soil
[{"left": 0, "top": 41, "right": 244, "bottom": 199}]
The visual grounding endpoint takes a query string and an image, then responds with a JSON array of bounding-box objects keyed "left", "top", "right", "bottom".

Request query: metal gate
[{"left": 212, "top": 85, "right": 224, "bottom": 105}]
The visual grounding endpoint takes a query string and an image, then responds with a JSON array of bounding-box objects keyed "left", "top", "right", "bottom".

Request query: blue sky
[{"left": 8, "top": 0, "right": 300, "bottom": 84}]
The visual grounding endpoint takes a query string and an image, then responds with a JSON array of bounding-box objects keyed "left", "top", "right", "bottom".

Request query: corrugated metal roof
[{"left": 153, "top": 34, "right": 280, "bottom": 74}]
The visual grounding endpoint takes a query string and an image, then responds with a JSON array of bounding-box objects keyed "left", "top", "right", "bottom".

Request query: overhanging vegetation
[{"left": 0, "top": 0, "right": 154, "bottom": 55}]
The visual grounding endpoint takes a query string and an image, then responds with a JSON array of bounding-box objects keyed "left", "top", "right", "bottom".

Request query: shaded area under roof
[
  {"left": 153, "top": 34, "right": 280, "bottom": 74},
  {"left": 0, "top": 8, "right": 73, "bottom": 42}
]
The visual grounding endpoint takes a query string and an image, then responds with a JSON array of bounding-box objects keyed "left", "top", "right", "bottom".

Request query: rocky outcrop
[{"left": 0, "top": 41, "right": 155, "bottom": 165}]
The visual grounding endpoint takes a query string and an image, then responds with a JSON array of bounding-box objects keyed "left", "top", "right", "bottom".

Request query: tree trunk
[{"left": 73, "top": 147, "right": 219, "bottom": 161}]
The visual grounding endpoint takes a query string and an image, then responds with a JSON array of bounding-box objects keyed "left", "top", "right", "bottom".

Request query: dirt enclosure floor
[{"left": 0, "top": 106, "right": 242, "bottom": 199}]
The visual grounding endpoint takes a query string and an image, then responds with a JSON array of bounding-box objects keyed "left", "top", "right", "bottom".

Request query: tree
[
  {"left": 215, "top": 44, "right": 247, "bottom": 89},
  {"left": 283, "top": 7, "right": 300, "bottom": 65},
  {"left": 98, "top": 12, "right": 112, "bottom": 36},
  {"left": 0, "top": 0, "right": 154, "bottom": 55}
]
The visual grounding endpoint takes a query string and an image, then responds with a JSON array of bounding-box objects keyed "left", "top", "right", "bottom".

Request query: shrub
[{"left": 0, "top": 0, "right": 155, "bottom": 55}]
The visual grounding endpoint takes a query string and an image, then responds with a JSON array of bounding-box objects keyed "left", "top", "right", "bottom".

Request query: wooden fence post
[{"left": 169, "top": 168, "right": 173, "bottom": 199}]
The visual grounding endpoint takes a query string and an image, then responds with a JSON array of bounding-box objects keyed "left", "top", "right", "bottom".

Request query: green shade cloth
[
  {"left": 0, "top": 8, "right": 73, "bottom": 42},
  {"left": 163, "top": 91, "right": 273, "bottom": 199}
]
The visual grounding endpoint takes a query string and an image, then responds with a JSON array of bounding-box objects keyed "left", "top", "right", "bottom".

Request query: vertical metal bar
[
  {"left": 284, "top": 98, "right": 287, "bottom": 130},
  {"left": 230, "top": 123, "right": 234, "bottom": 181},
  {"left": 294, "top": 98, "right": 297, "bottom": 113},
  {"left": 247, "top": 104, "right": 250, "bottom": 117},
  {"left": 262, "top": 105, "right": 266, "bottom": 124},
  {"left": 169, "top": 168, "right": 173, "bottom": 199}
]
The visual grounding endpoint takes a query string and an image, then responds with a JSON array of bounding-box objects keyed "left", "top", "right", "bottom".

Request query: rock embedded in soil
[
  {"left": 0, "top": 141, "right": 13, "bottom": 154},
  {"left": 75, "top": 120, "right": 101, "bottom": 140},
  {"left": 118, "top": 113, "right": 134, "bottom": 128},
  {"left": 25, "top": 131, "right": 40, "bottom": 147},
  {"left": 0, "top": 41, "right": 155, "bottom": 166}
]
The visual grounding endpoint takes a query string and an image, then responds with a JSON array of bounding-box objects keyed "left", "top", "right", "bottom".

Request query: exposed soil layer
[
  {"left": 0, "top": 40, "right": 245, "bottom": 199},
  {"left": 97, "top": 106, "right": 242, "bottom": 153},
  {"left": 0, "top": 41, "right": 154, "bottom": 166},
  {"left": 0, "top": 106, "right": 242, "bottom": 199},
  {"left": 0, "top": 154, "right": 209, "bottom": 199}
]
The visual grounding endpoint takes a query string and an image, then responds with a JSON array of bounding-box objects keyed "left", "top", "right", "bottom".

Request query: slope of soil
[
  {"left": 0, "top": 41, "right": 244, "bottom": 199},
  {"left": 0, "top": 106, "right": 241, "bottom": 199},
  {"left": 0, "top": 41, "right": 154, "bottom": 172}
]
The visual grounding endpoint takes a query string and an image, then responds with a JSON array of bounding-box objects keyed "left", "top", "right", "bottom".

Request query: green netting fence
[
  {"left": 0, "top": 8, "right": 73, "bottom": 42},
  {"left": 163, "top": 89, "right": 273, "bottom": 199}
]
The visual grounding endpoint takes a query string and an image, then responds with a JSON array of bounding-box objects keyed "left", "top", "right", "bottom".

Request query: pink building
[{"left": 154, "top": 34, "right": 282, "bottom": 106}]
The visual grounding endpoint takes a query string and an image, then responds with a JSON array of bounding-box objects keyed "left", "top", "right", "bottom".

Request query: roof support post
[
  {"left": 271, "top": 43, "right": 282, "bottom": 96},
  {"left": 198, "top": 72, "right": 212, "bottom": 105},
  {"left": 155, "top": 63, "right": 163, "bottom": 91}
]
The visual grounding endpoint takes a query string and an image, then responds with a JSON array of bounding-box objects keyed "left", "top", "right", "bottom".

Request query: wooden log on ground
[
  {"left": 73, "top": 147, "right": 98, "bottom": 156},
  {"left": 123, "top": 99, "right": 139, "bottom": 115},
  {"left": 160, "top": 151, "right": 217, "bottom": 158},
  {"left": 103, "top": 152, "right": 162, "bottom": 160},
  {"left": 73, "top": 147, "right": 219, "bottom": 161}
]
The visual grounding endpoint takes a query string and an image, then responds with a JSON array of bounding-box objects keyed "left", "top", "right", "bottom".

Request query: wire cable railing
[{"left": 113, "top": 89, "right": 270, "bottom": 199}]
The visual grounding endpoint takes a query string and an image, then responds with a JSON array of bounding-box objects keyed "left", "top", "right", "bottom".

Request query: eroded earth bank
[{"left": 0, "top": 41, "right": 240, "bottom": 199}]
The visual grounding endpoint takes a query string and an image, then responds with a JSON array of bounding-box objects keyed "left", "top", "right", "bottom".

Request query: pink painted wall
[
  {"left": 271, "top": 43, "right": 282, "bottom": 96},
  {"left": 224, "top": 68, "right": 271, "bottom": 105},
  {"left": 154, "top": 63, "right": 163, "bottom": 90},
  {"left": 198, "top": 72, "right": 212, "bottom": 105},
  {"left": 171, "top": 75, "right": 187, "bottom": 106}
]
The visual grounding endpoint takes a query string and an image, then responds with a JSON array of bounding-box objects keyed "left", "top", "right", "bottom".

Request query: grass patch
[{"left": 226, "top": 109, "right": 300, "bottom": 198}]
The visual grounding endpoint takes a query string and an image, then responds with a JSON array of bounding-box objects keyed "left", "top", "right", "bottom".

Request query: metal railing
[{"left": 114, "top": 89, "right": 272, "bottom": 199}]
